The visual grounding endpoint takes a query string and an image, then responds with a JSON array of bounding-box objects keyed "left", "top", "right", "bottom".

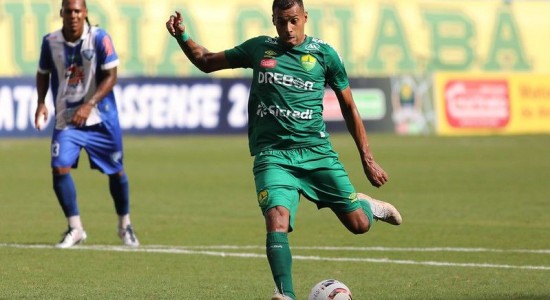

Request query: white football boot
[
  {"left": 55, "top": 227, "right": 87, "bottom": 248},
  {"left": 118, "top": 224, "right": 139, "bottom": 247},
  {"left": 271, "top": 288, "right": 293, "bottom": 300},
  {"left": 358, "top": 193, "right": 402, "bottom": 225}
]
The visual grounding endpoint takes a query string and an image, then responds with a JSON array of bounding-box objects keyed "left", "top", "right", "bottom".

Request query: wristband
[{"left": 181, "top": 31, "right": 190, "bottom": 42}]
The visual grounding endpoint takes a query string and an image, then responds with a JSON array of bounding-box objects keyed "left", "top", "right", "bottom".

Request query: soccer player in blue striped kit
[
  {"left": 166, "top": 0, "right": 403, "bottom": 298},
  {"left": 34, "top": 0, "right": 139, "bottom": 248}
]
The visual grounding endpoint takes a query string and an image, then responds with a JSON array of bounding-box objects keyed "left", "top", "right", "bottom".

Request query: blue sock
[
  {"left": 109, "top": 172, "right": 129, "bottom": 215},
  {"left": 53, "top": 173, "right": 78, "bottom": 217}
]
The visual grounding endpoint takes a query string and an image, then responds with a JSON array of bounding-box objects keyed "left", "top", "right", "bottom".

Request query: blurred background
[{"left": 1, "top": 0, "right": 549, "bottom": 138}]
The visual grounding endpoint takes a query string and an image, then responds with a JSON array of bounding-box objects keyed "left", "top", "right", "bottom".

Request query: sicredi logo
[
  {"left": 256, "top": 102, "right": 313, "bottom": 120},
  {"left": 444, "top": 80, "right": 510, "bottom": 128}
]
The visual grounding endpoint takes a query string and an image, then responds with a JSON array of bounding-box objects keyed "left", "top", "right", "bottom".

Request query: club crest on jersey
[
  {"left": 257, "top": 190, "right": 269, "bottom": 206},
  {"left": 301, "top": 54, "right": 317, "bottom": 71},
  {"left": 82, "top": 49, "right": 95, "bottom": 60}
]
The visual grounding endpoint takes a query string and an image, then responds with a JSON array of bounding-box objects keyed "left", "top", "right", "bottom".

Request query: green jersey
[{"left": 224, "top": 36, "right": 350, "bottom": 155}]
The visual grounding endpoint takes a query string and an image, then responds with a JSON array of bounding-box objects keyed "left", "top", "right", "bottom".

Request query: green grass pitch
[{"left": 1, "top": 133, "right": 549, "bottom": 299}]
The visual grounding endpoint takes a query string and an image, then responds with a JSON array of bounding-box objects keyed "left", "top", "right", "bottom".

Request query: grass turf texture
[{"left": 1, "top": 134, "right": 549, "bottom": 299}]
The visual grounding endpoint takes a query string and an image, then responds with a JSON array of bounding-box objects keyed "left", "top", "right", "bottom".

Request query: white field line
[
  {"left": 149, "top": 245, "right": 550, "bottom": 254},
  {"left": 1, "top": 243, "right": 549, "bottom": 271}
]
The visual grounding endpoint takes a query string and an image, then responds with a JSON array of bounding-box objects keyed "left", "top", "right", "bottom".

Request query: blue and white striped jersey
[{"left": 38, "top": 24, "right": 120, "bottom": 129}]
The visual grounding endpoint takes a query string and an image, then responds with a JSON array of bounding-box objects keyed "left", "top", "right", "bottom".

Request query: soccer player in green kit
[{"left": 166, "top": 1, "right": 402, "bottom": 299}]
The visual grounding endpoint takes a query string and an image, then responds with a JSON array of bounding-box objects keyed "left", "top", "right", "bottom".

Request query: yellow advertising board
[
  {"left": 1, "top": 0, "right": 550, "bottom": 76},
  {"left": 434, "top": 72, "right": 550, "bottom": 135}
]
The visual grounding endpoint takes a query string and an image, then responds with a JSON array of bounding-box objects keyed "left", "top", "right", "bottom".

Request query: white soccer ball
[{"left": 308, "top": 279, "right": 353, "bottom": 300}]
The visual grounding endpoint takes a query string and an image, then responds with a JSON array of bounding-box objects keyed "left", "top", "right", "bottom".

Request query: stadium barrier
[
  {"left": 0, "top": 77, "right": 397, "bottom": 138},
  {"left": 3, "top": 73, "right": 548, "bottom": 138}
]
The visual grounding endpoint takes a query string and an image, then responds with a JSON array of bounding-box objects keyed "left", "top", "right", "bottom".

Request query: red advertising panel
[
  {"left": 444, "top": 80, "right": 510, "bottom": 129},
  {"left": 435, "top": 73, "right": 550, "bottom": 135}
]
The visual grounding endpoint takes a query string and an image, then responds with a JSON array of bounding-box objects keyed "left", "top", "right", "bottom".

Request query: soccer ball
[{"left": 307, "top": 279, "right": 353, "bottom": 300}]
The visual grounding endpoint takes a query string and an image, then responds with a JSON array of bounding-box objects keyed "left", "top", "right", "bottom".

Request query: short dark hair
[
  {"left": 61, "top": 0, "right": 87, "bottom": 8},
  {"left": 272, "top": 0, "right": 304, "bottom": 11}
]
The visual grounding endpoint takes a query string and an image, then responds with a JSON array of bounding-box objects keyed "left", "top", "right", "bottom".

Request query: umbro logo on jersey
[
  {"left": 260, "top": 59, "right": 277, "bottom": 69},
  {"left": 265, "top": 50, "right": 278, "bottom": 57}
]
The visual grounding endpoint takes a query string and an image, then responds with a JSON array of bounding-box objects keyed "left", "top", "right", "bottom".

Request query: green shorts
[{"left": 253, "top": 142, "right": 361, "bottom": 231}]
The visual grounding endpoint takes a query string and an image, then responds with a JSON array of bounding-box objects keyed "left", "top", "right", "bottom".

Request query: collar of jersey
[{"left": 54, "top": 23, "right": 90, "bottom": 46}]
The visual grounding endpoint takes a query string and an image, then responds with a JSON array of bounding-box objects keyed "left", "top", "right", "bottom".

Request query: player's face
[
  {"left": 272, "top": 4, "right": 308, "bottom": 47},
  {"left": 61, "top": 0, "right": 87, "bottom": 41}
]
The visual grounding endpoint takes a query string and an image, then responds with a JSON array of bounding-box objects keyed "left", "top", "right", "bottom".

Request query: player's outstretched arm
[
  {"left": 335, "top": 87, "right": 389, "bottom": 188},
  {"left": 166, "top": 11, "right": 231, "bottom": 73}
]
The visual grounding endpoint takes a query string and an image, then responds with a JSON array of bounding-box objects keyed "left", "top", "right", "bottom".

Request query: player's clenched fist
[{"left": 166, "top": 11, "right": 186, "bottom": 38}]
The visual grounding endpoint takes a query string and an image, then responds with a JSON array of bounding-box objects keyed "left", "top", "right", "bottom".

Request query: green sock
[
  {"left": 359, "top": 199, "right": 375, "bottom": 229},
  {"left": 266, "top": 232, "right": 295, "bottom": 300}
]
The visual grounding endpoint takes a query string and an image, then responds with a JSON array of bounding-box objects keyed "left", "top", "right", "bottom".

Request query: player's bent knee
[
  {"left": 52, "top": 167, "right": 71, "bottom": 175},
  {"left": 265, "top": 206, "right": 290, "bottom": 232},
  {"left": 348, "top": 222, "right": 370, "bottom": 235},
  {"left": 108, "top": 170, "right": 126, "bottom": 179},
  {"left": 338, "top": 212, "right": 370, "bottom": 234}
]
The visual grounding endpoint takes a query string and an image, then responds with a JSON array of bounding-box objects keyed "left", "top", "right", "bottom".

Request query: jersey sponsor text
[
  {"left": 258, "top": 71, "right": 314, "bottom": 91},
  {"left": 257, "top": 102, "right": 313, "bottom": 120}
]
